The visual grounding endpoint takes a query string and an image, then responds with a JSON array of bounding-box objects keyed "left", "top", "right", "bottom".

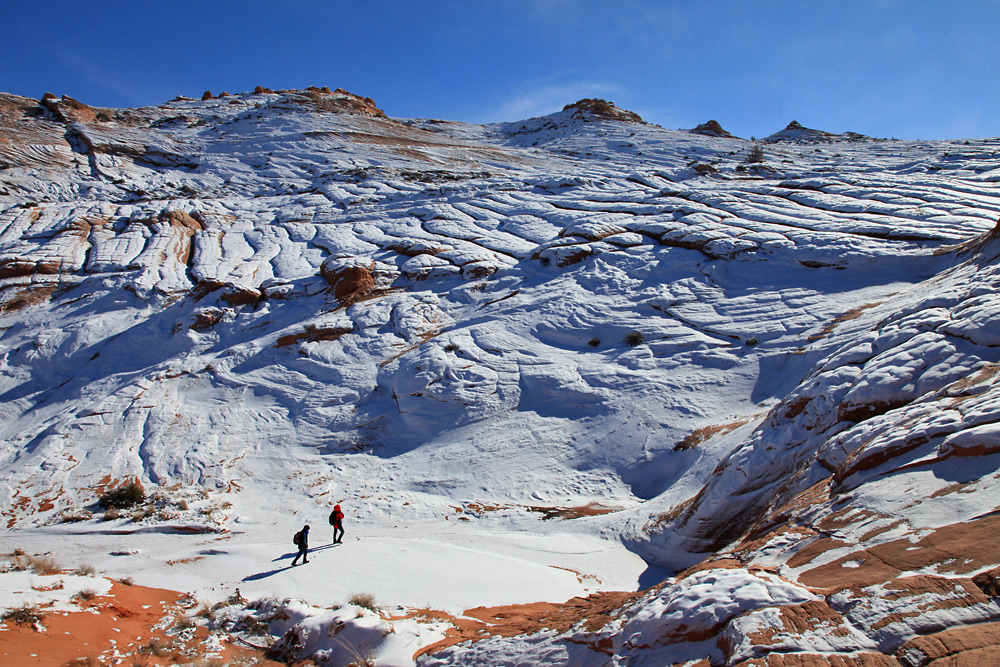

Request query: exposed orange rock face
[
  {"left": 275, "top": 324, "right": 354, "bottom": 347},
  {"left": 192, "top": 280, "right": 262, "bottom": 308},
  {"left": 562, "top": 98, "right": 643, "bottom": 123},
  {"left": 287, "top": 87, "right": 387, "bottom": 118},
  {"left": 414, "top": 591, "right": 638, "bottom": 658},
  {"left": 796, "top": 514, "right": 1000, "bottom": 589},
  {"left": 321, "top": 262, "right": 376, "bottom": 306},
  {"left": 729, "top": 654, "right": 900, "bottom": 666},
  {"left": 895, "top": 621, "right": 1000, "bottom": 666},
  {"left": 0, "top": 94, "right": 68, "bottom": 152}
]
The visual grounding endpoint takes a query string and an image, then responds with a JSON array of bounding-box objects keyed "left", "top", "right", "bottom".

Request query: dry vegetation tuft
[
  {"left": 28, "top": 554, "right": 60, "bottom": 575},
  {"left": 348, "top": 592, "right": 379, "bottom": 612},
  {"left": 74, "top": 563, "right": 97, "bottom": 577},
  {"left": 2, "top": 603, "right": 45, "bottom": 629}
]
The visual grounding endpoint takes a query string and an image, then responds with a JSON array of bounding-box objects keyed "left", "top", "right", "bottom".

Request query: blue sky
[{"left": 3, "top": 1, "right": 998, "bottom": 140}]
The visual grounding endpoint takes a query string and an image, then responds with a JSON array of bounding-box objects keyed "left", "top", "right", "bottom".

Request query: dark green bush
[
  {"left": 98, "top": 481, "right": 146, "bottom": 510},
  {"left": 624, "top": 331, "right": 645, "bottom": 347},
  {"left": 588, "top": 337, "right": 601, "bottom": 347}
]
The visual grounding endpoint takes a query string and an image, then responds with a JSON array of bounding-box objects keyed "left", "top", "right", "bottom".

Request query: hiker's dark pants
[
  {"left": 292, "top": 545, "right": 308, "bottom": 565},
  {"left": 333, "top": 524, "right": 344, "bottom": 543}
]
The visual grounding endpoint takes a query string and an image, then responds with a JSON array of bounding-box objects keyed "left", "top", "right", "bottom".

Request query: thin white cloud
[{"left": 52, "top": 50, "right": 152, "bottom": 106}]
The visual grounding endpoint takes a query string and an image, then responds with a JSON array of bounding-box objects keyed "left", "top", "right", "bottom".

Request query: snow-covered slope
[{"left": 3, "top": 88, "right": 1000, "bottom": 666}]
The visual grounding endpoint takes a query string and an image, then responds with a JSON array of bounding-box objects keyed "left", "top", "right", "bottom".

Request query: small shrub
[
  {"left": 62, "top": 658, "right": 104, "bottom": 667},
  {"left": 2, "top": 603, "right": 45, "bottom": 629},
  {"left": 74, "top": 563, "right": 97, "bottom": 577},
  {"left": 746, "top": 144, "right": 765, "bottom": 163},
  {"left": 624, "top": 331, "right": 645, "bottom": 347},
  {"left": 131, "top": 505, "right": 156, "bottom": 521},
  {"left": 103, "top": 507, "right": 122, "bottom": 521},
  {"left": 99, "top": 481, "right": 146, "bottom": 510},
  {"left": 127, "top": 650, "right": 152, "bottom": 667},
  {"left": 28, "top": 554, "right": 60, "bottom": 575},
  {"left": 588, "top": 337, "right": 600, "bottom": 347},
  {"left": 59, "top": 508, "right": 93, "bottom": 523},
  {"left": 119, "top": 576, "right": 134, "bottom": 586},
  {"left": 173, "top": 613, "right": 196, "bottom": 630},
  {"left": 745, "top": 336, "right": 759, "bottom": 346},
  {"left": 334, "top": 636, "right": 376, "bottom": 667},
  {"left": 6, "top": 550, "right": 28, "bottom": 572},
  {"left": 348, "top": 592, "right": 378, "bottom": 611},
  {"left": 74, "top": 588, "right": 98, "bottom": 602},
  {"left": 235, "top": 615, "right": 271, "bottom": 636},
  {"left": 443, "top": 343, "right": 460, "bottom": 352},
  {"left": 144, "top": 637, "right": 180, "bottom": 659}
]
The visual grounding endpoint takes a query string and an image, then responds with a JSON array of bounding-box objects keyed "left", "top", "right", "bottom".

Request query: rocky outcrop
[
  {"left": 285, "top": 87, "right": 387, "bottom": 118},
  {"left": 321, "top": 257, "right": 376, "bottom": 306},
  {"left": 563, "top": 98, "right": 643, "bottom": 122},
  {"left": 688, "top": 119, "right": 735, "bottom": 138},
  {"left": 765, "top": 120, "right": 872, "bottom": 144}
]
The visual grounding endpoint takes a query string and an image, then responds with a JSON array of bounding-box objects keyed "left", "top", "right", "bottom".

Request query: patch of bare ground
[
  {"left": 0, "top": 284, "right": 61, "bottom": 313},
  {"left": 676, "top": 557, "right": 744, "bottom": 579},
  {"left": 413, "top": 591, "right": 638, "bottom": 659},
  {"left": 730, "top": 654, "right": 901, "bottom": 666},
  {"left": 674, "top": 415, "right": 757, "bottom": 451},
  {"left": 795, "top": 513, "right": 1000, "bottom": 589},
  {"left": 929, "top": 481, "right": 978, "bottom": 499},
  {"left": 524, "top": 502, "right": 619, "bottom": 520},
  {"left": 451, "top": 501, "right": 620, "bottom": 521},
  {"left": 4, "top": 483, "right": 72, "bottom": 527},
  {"left": 645, "top": 492, "right": 703, "bottom": 535},
  {"left": 721, "top": 601, "right": 873, "bottom": 665},
  {"left": 945, "top": 362, "right": 1000, "bottom": 396},
  {"left": 378, "top": 329, "right": 447, "bottom": 368},
  {"left": 864, "top": 576, "right": 991, "bottom": 631},
  {"left": 275, "top": 324, "right": 353, "bottom": 348},
  {"left": 806, "top": 301, "right": 884, "bottom": 343},
  {"left": 895, "top": 620, "right": 1000, "bottom": 666}
]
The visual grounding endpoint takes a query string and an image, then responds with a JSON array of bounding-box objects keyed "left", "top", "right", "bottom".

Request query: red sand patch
[
  {"left": 0, "top": 580, "right": 272, "bottom": 666},
  {"left": 0, "top": 581, "right": 180, "bottom": 666}
]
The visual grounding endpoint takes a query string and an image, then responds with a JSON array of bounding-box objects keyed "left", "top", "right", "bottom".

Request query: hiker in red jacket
[{"left": 329, "top": 504, "right": 345, "bottom": 544}]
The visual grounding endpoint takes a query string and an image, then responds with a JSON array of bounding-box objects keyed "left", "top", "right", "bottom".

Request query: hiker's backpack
[
  {"left": 329, "top": 510, "right": 343, "bottom": 525},
  {"left": 293, "top": 530, "right": 303, "bottom": 547}
]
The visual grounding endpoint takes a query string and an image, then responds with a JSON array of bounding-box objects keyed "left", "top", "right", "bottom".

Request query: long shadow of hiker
[
  {"left": 242, "top": 544, "right": 342, "bottom": 580},
  {"left": 242, "top": 566, "right": 295, "bottom": 581},
  {"left": 269, "top": 544, "right": 336, "bottom": 564}
]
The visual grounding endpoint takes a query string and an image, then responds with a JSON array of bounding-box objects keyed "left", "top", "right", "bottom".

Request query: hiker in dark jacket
[
  {"left": 292, "top": 524, "right": 310, "bottom": 566},
  {"left": 329, "top": 504, "right": 345, "bottom": 544}
]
